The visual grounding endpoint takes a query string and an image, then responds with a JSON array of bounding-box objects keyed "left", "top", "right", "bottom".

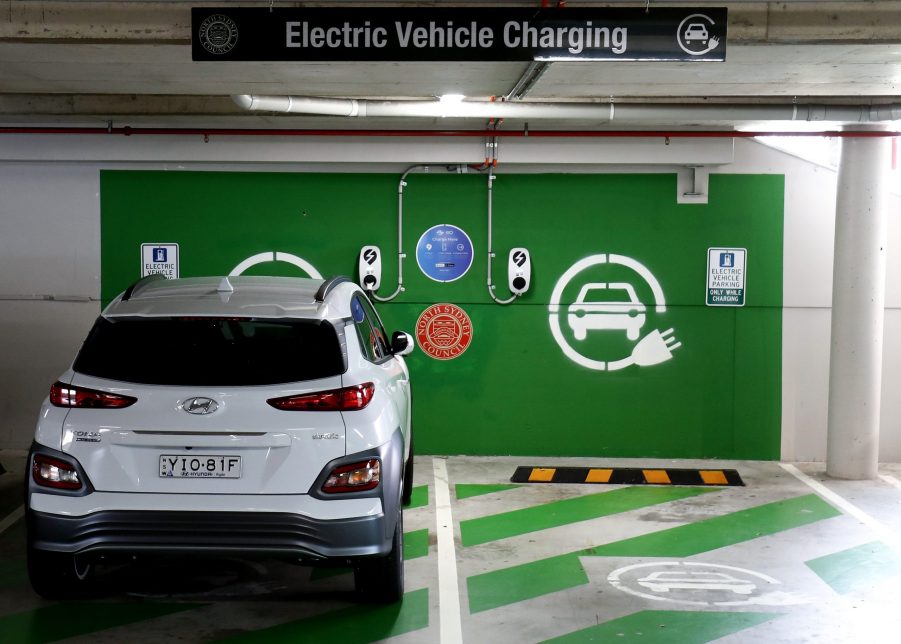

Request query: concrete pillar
[{"left": 826, "top": 129, "right": 892, "bottom": 480}]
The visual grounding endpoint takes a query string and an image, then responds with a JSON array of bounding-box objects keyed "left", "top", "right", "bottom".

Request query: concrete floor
[{"left": 1, "top": 451, "right": 901, "bottom": 643}]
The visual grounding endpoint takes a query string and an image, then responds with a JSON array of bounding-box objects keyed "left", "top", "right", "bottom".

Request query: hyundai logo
[{"left": 181, "top": 397, "right": 219, "bottom": 415}]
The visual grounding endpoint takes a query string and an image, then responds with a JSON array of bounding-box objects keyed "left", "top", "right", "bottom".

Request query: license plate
[{"left": 159, "top": 454, "right": 242, "bottom": 479}]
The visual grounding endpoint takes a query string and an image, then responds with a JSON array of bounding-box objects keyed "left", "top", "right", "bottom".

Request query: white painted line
[
  {"left": 0, "top": 505, "right": 24, "bottom": 535},
  {"left": 780, "top": 463, "right": 901, "bottom": 555},
  {"left": 879, "top": 473, "right": 901, "bottom": 492},
  {"left": 432, "top": 457, "right": 463, "bottom": 644}
]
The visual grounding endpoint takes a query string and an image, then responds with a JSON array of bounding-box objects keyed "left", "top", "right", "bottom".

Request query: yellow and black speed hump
[{"left": 511, "top": 466, "right": 744, "bottom": 486}]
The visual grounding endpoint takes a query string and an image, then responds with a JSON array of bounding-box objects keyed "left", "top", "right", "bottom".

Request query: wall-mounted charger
[
  {"left": 359, "top": 245, "right": 382, "bottom": 291},
  {"left": 508, "top": 247, "right": 531, "bottom": 295}
]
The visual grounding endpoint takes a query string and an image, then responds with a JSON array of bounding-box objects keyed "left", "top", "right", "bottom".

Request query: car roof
[{"left": 103, "top": 275, "right": 360, "bottom": 320}]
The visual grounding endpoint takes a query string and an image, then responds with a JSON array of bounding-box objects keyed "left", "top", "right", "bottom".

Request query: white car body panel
[
  {"left": 61, "top": 373, "right": 347, "bottom": 495},
  {"left": 343, "top": 326, "right": 410, "bottom": 457},
  {"left": 34, "top": 397, "right": 72, "bottom": 451},
  {"left": 30, "top": 490, "right": 382, "bottom": 520}
]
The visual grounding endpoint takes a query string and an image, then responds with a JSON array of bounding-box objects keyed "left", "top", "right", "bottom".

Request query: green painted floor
[{"left": 1, "top": 453, "right": 901, "bottom": 643}]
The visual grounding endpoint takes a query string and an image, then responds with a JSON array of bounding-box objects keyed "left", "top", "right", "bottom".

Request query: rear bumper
[
  {"left": 27, "top": 508, "right": 393, "bottom": 560},
  {"left": 26, "top": 432, "right": 406, "bottom": 562}
]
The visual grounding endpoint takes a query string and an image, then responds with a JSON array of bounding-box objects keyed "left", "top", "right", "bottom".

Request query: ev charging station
[
  {"left": 508, "top": 247, "right": 531, "bottom": 295},
  {"left": 359, "top": 245, "right": 382, "bottom": 291}
]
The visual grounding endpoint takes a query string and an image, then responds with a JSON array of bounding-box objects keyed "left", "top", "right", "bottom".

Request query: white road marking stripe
[
  {"left": 879, "top": 473, "right": 901, "bottom": 491},
  {"left": 433, "top": 457, "right": 463, "bottom": 644},
  {"left": 0, "top": 505, "right": 24, "bottom": 535},
  {"left": 780, "top": 463, "right": 901, "bottom": 555}
]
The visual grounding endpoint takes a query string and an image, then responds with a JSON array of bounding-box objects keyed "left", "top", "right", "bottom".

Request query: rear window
[{"left": 73, "top": 317, "right": 345, "bottom": 386}]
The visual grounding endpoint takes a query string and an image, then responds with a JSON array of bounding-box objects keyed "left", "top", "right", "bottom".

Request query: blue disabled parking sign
[{"left": 416, "top": 224, "right": 474, "bottom": 283}]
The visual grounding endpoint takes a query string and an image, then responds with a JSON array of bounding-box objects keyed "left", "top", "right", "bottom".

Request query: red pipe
[{"left": 0, "top": 126, "right": 898, "bottom": 138}]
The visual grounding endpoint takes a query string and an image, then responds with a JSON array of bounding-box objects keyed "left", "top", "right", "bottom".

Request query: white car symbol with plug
[
  {"left": 567, "top": 282, "right": 646, "bottom": 341},
  {"left": 684, "top": 23, "right": 709, "bottom": 44}
]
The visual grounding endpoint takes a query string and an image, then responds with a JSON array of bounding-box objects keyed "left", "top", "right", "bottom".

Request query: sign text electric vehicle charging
[
  {"left": 192, "top": 7, "right": 726, "bottom": 62},
  {"left": 549, "top": 254, "right": 681, "bottom": 371}
]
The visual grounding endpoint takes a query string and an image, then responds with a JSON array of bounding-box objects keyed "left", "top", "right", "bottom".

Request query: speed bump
[{"left": 511, "top": 466, "right": 744, "bottom": 486}]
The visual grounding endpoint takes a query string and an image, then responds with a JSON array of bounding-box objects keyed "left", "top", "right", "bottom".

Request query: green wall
[{"left": 100, "top": 170, "right": 783, "bottom": 459}]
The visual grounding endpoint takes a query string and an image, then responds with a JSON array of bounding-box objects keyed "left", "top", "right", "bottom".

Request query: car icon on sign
[
  {"left": 567, "top": 282, "right": 646, "bottom": 341},
  {"left": 684, "top": 23, "right": 709, "bottom": 44},
  {"left": 637, "top": 571, "right": 755, "bottom": 594}
]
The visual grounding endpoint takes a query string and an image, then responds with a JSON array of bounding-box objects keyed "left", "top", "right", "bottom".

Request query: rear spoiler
[
  {"left": 121, "top": 274, "right": 168, "bottom": 301},
  {"left": 315, "top": 276, "right": 353, "bottom": 302}
]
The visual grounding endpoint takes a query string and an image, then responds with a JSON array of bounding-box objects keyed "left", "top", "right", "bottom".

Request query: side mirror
[{"left": 391, "top": 331, "right": 415, "bottom": 356}]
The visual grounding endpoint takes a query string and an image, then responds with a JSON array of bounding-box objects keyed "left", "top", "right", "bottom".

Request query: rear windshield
[{"left": 73, "top": 317, "right": 345, "bottom": 386}]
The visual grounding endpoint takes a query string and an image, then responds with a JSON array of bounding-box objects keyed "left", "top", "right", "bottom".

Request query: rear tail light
[
  {"left": 32, "top": 454, "right": 82, "bottom": 490},
  {"left": 322, "top": 459, "right": 381, "bottom": 493},
  {"left": 267, "top": 382, "right": 374, "bottom": 411},
  {"left": 49, "top": 382, "right": 136, "bottom": 409}
]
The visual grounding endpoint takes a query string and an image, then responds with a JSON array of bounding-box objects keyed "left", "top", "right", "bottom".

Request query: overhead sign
[
  {"left": 141, "top": 243, "right": 179, "bottom": 278},
  {"left": 706, "top": 248, "right": 746, "bottom": 306},
  {"left": 192, "top": 7, "right": 727, "bottom": 62},
  {"left": 416, "top": 224, "right": 474, "bottom": 283}
]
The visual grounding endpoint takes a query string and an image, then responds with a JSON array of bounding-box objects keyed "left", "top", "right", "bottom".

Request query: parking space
[{"left": 2, "top": 452, "right": 901, "bottom": 643}]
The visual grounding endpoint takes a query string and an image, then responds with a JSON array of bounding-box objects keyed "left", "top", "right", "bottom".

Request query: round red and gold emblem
[{"left": 416, "top": 303, "right": 473, "bottom": 360}]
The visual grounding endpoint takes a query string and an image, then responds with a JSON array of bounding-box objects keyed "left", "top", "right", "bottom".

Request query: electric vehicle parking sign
[
  {"left": 416, "top": 224, "right": 474, "bottom": 282},
  {"left": 707, "top": 248, "right": 746, "bottom": 306},
  {"left": 141, "top": 243, "right": 179, "bottom": 278}
]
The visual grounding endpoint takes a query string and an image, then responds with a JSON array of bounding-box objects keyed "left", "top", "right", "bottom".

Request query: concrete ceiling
[{"left": 1, "top": 0, "right": 900, "bottom": 130}]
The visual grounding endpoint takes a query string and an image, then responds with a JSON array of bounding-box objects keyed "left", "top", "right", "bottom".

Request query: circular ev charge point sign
[{"left": 416, "top": 224, "right": 474, "bottom": 282}]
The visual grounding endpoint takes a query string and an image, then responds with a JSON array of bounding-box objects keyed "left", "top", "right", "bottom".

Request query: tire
[
  {"left": 354, "top": 510, "right": 404, "bottom": 603},
  {"left": 27, "top": 545, "right": 95, "bottom": 600},
  {"left": 401, "top": 436, "right": 415, "bottom": 507}
]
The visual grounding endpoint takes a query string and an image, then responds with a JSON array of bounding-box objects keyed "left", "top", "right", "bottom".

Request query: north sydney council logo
[
  {"left": 416, "top": 303, "right": 473, "bottom": 360},
  {"left": 198, "top": 14, "right": 239, "bottom": 55}
]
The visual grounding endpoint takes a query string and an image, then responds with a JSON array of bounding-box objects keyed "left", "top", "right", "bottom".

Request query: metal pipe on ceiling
[
  {"left": 232, "top": 95, "right": 901, "bottom": 124},
  {"left": 1, "top": 127, "right": 899, "bottom": 138}
]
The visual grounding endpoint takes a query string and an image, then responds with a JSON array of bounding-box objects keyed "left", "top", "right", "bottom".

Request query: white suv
[{"left": 25, "top": 275, "right": 414, "bottom": 602}]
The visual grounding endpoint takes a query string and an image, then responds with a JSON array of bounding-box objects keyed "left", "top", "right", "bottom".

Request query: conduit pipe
[
  {"left": 370, "top": 163, "right": 425, "bottom": 302},
  {"left": 483, "top": 133, "right": 519, "bottom": 305},
  {"left": 233, "top": 95, "right": 901, "bottom": 124},
  {"left": 1, "top": 127, "right": 899, "bottom": 138},
  {"left": 372, "top": 163, "right": 481, "bottom": 302},
  {"left": 486, "top": 164, "right": 518, "bottom": 305}
]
